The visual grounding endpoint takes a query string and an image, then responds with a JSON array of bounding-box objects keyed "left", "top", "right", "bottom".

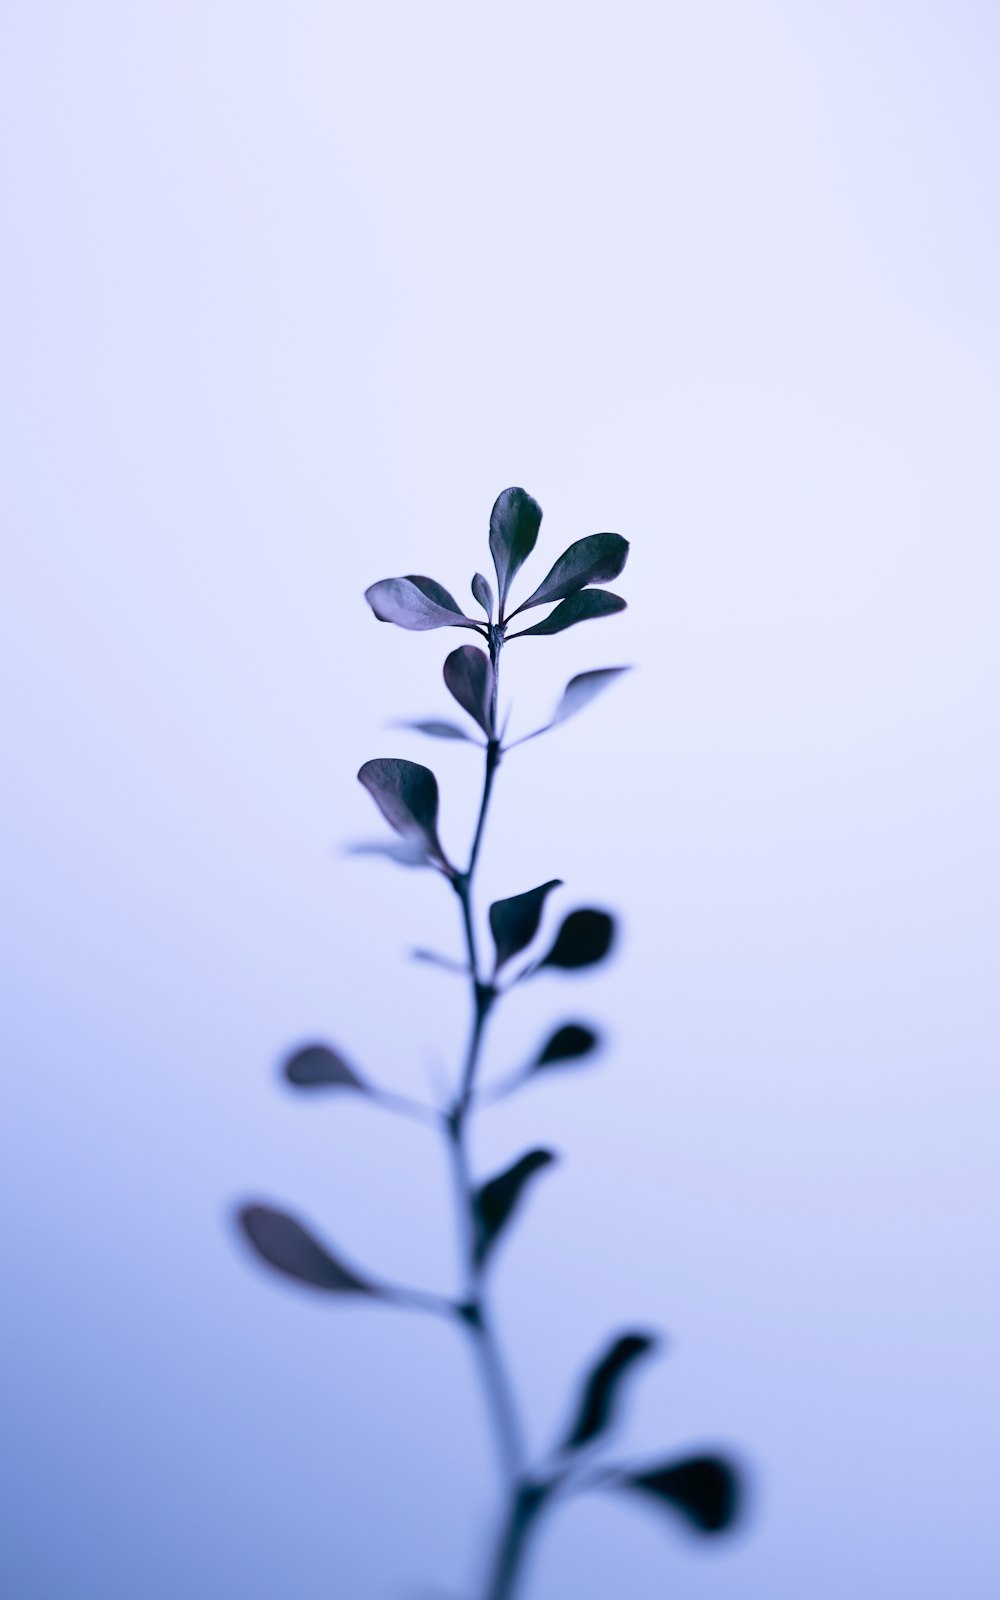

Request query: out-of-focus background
[{"left": 3, "top": 4, "right": 998, "bottom": 1597}]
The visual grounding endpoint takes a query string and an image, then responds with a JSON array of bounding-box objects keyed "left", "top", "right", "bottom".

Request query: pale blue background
[{"left": 2, "top": 4, "right": 998, "bottom": 1597}]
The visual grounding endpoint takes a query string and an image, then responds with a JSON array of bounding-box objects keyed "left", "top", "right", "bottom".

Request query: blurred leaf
[
  {"left": 510, "top": 590, "right": 626, "bottom": 638},
  {"left": 472, "top": 571, "right": 494, "bottom": 619},
  {"left": 473, "top": 1149, "right": 556, "bottom": 1267},
  {"left": 562, "top": 1332, "right": 658, "bottom": 1450},
  {"left": 489, "top": 487, "right": 542, "bottom": 613},
  {"left": 396, "top": 718, "right": 480, "bottom": 743},
  {"left": 365, "top": 575, "right": 481, "bottom": 632},
  {"left": 237, "top": 1204, "right": 377, "bottom": 1294},
  {"left": 532, "top": 1022, "right": 601, "bottom": 1070},
  {"left": 619, "top": 1455, "right": 741, "bottom": 1534},
  {"left": 357, "top": 758, "right": 448, "bottom": 868},
  {"left": 411, "top": 948, "right": 470, "bottom": 974},
  {"left": 549, "top": 667, "right": 630, "bottom": 728},
  {"left": 489, "top": 879, "right": 562, "bottom": 970},
  {"left": 346, "top": 838, "right": 435, "bottom": 868},
  {"left": 284, "top": 1044, "right": 367, "bottom": 1092},
  {"left": 510, "top": 534, "right": 630, "bottom": 615},
  {"left": 443, "top": 645, "right": 495, "bottom": 737},
  {"left": 539, "top": 909, "right": 615, "bottom": 970}
]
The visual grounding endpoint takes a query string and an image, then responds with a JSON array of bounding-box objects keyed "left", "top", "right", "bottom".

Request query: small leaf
[
  {"left": 472, "top": 572, "right": 494, "bottom": 619},
  {"left": 410, "top": 948, "right": 470, "bottom": 974},
  {"left": 539, "top": 909, "right": 615, "bottom": 970},
  {"left": 443, "top": 646, "right": 495, "bottom": 737},
  {"left": 620, "top": 1455, "right": 742, "bottom": 1534},
  {"left": 396, "top": 719, "right": 480, "bottom": 743},
  {"left": 489, "top": 488, "right": 542, "bottom": 613},
  {"left": 489, "top": 879, "right": 563, "bottom": 971},
  {"left": 562, "top": 1332, "right": 658, "bottom": 1450},
  {"left": 510, "top": 590, "right": 626, "bottom": 638},
  {"left": 357, "top": 758, "right": 449, "bottom": 868},
  {"left": 473, "top": 1149, "right": 556, "bottom": 1267},
  {"left": 365, "top": 575, "right": 481, "bottom": 632},
  {"left": 284, "top": 1043, "right": 367, "bottom": 1091},
  {"left": 532, "top": 1023, "right": 601, "bottom": 1070},
  {"left": 510, "top": 533, "right": 630, "bottom": 615},
  {"left": 549, "top": 668, "right": 630, "bottom": 729},
  {"left": 237, "top": 1204, "right": 376, "bottom": 1294},
  {"left": 346, "top": 838, "right": 435, "bottom": 868}
]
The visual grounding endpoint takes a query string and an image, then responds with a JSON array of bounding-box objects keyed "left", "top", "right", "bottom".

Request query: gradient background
[{"left": 3, "top": 4, "right": 999, "bottom": 1597}]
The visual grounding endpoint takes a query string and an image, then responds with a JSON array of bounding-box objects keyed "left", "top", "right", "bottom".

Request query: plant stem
[{"left": 443, "top": 633, "right": 541, "bottom": 1597}]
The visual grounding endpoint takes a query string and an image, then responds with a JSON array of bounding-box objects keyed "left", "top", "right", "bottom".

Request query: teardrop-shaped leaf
[
  {"left": 489, "top": 879, "right": 563, "bottom": 971},
  {"left": 284, "top": 1043, "right": 367, "bottom": 1092},
  {"left": 237, "top": 1204, "right": 377, "bottom": 1294},
  {"left": 472, "top": 572, "right": 494, "bottom": 619},
  {"left": 539, "top": 909, "right": 616, "bottom": 970},
  {"left": 510, "top": 590, "right": 627, "bottom": 638},
  {"left": 549, "top": 667, "right": 630, "bottom": 728},
  {"left": 562, "top": 1332, "right": 658, "bottom": 1450},
  {"left": 510, "top": 534, "right": 630, "bottom": 615},
  {"left": 357, "top": 758, "right": 448, "bottom": 868},
  {"left": 443, "top": 646, "right": 495, "bottom": 737},
  {"left": 365, "top": 575, "right": 481, "bottom": 632},
  {"left": 620, "top": 1455, "right": 741, "bottom": 1534},
  {"left": 532, "top": 1023, "right": 601, "bottom": 1070},
  {"left": 473, "top": 1148, "right": 556, "bottom": 1267},
  {"left": 396, "top": 719, "right": 480, "bottom": 743},
  {"left": 489, "top": 488, "right": 542, "bottom": 613}
]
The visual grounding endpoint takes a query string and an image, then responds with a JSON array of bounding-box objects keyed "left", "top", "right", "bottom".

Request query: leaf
[
  {"left": 620, "top": 1455, "right": 742, "bottom": 1535},
  {"left": 395, "top": 718, "right": 480, "bottom": 743},
  {"left": 472, "top": 572, "right": 494, "bottom": 619},
  {"left": 284, "top": 1043, "right": 367, "bottom": 1092},
  {"left": 532, "top": 1023, "right": 601, "bottom": 1070},
  {"left": 510, "top": 590, "right": 627, "bottom": 638},
  {"left": 548, "top": 667, "right": 630, "bottom": 729},
  {"left": 539, "top": 909, "right": 615, "bottom": 970},
  {"left": 443, "top": 645, "right": 495, "bottom": 737},
  {"left": 510, "top": 534, "right": 630, "bottom": 615},
  {"left": 357, "top": 758, "right": 448, "bottom": 868},
  {"left": 365, "top": 575, "right": 481, "bottom": 632},
  {"left": 562, "top": 1332, "right": 658, "bottom": 1450},
  {"left": 237, "top": 1204, "right": 377, "bottom": 1295},
  {"left": 473, "top": 1149, "right": 556, "bottom": 1267},
  {"left": 489, "top": 487, "right": 542, "bottom": 613},
  {"left": 489, "top": 879, "right": 563, "bottom": 971},
  {"left": 346, "top": 838, "right": 436, "bottom": 868}
]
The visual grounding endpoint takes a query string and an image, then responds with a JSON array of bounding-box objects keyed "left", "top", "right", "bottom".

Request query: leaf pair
[
  {"left": 489, "top": 488, "right": 629, "bottom": 629},
  {"left": 398, "top": 646, "right": 496, "bottom": 744},
  {"left": 559, "top": 1334, "right": 741, "bottom": 1533},
  {"left": 489, "top": 881, "right": 616, "bottom": 978}
]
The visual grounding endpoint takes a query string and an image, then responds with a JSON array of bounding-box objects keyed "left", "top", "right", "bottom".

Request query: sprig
[{"left": 235, "top": 488, "right": 744, "bottom": 1599}]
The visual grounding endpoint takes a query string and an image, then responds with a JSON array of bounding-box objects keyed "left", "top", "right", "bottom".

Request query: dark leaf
[
  {"left": 357, "top": 758, "right": 448, "bottom": 867},
  {"left": 548, "top": 667, "right": 630, "bottom": 729},
  {"left": 443, "top": 646, "right": 495, "bottom": 738},
  {"left": 510, "top": 534, "right": 630, "bottom": 615},
  {"left": 365, "top": 575, "right": 481, "bottom": 632},
  {"left": 532, "top": 1022, "right": 601, "bottom": 1070},
  {"left": 620, "top": 1455, "right": 742, "bottom": 1535},
  {"left": 237, "top": 1204, "right": 376, "bottom": 1295},
  {"left": 472, "top": 572, "right": 494, "bottom": 619},
  {"left": 510, "top": 590, "right": 627, "bottom": 638},
  {"left": 563, "top": 1332, "right": 658, "bottom": 1450},
  {"left": 473, "top": 1149, "right": 556, "bottom": 1267},
  {"left": 489, "top": 487, "right": 542, "bottom": 613},
  {"left": 284, "top": 1044, "right": 366, "bottom": 1092},
  {"left": 396, "top": 718, "right": 480, "bottom": 743},
  {"left": 489, "top": 879, "right": 563, "bottom": 971},
  {"left": 540, "top": 909, "right": 615, "bottom": 970}
]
